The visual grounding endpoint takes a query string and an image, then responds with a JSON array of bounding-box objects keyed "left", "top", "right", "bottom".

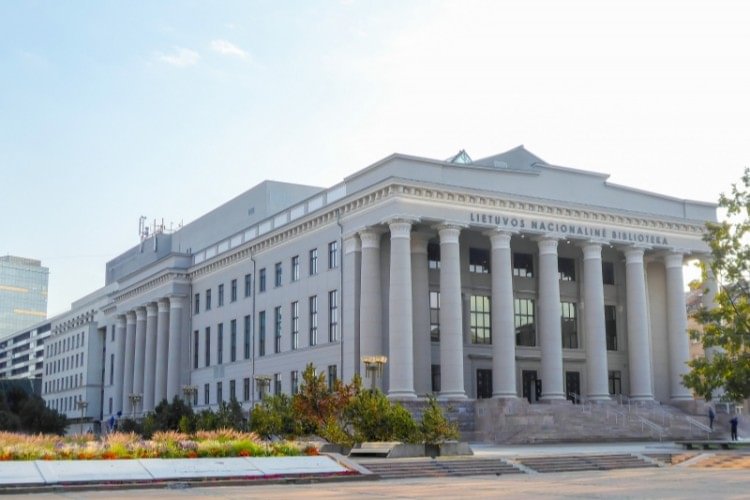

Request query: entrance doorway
[
  {"left": 566, "top": 371, "right": 581, "bottom": 403},
  {"left": 476, "top": 369, "right": 492, "bottom": 399},
  {"left": 522, "top": 370, "right": 539, "bottom": 403}
]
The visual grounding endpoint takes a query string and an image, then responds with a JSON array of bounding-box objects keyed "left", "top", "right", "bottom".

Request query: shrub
[
  {"left": 344, "top": 389, "right": 419, "bottom": 443},
  {"left": 249, "top": 394, "right": 297, "bottom": 438},
  {"left": 420, "top": 395, "right": 459, "bottom": 444}
]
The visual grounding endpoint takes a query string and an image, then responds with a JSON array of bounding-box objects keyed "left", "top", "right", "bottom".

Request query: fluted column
[
  {"left": 154, "top": 299, "right": 170, "bottom": 404},
  {"left": 665, "top": 252, "right": 692, "bottom": 401},
  {"left": 359, "top": 229, "right": 384, "bottom": 382},
  {"left": 437, "top": 224, "right": 467, "bottom": 399},
  {"left": 143, "top": 303, "right": 158, "bottom": 412},
  {"left": 166, "top": 296, "right": 185, "bottom": 401},
  {"left": 582, "top": 243, "right": 610, "bottom": 401},
  {"left": 122, "top": 311, "right": 136, "bottom": 414},
  {"left": 488, "top": 230, "right": 517, "bottom": 398},
  {"left": 132, "top": 307, "right": 147, "bottom": 414},
  {"left": 387, "top": 219, "right": 416, "bottom": 399},
  {"left": 538, "top": 237, "right": 565, "bottom": 401},
  {"left": 113, "top": 315, "right": 126, "bottom": 414},
  {"left": 411, "top": 231, "right": 432, "bottom": 396},
  {"left": 342, "top": 235, "right": 361, "bottom": 380},
  {"left": 625, "top": 247, "right": 654, "bottom": 401}
]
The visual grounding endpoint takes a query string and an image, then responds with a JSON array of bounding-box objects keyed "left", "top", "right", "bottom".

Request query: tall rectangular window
[
  {"left": 609, "top": 370, "right": 622, "bottom": 395},
  {"left": 274, "top": 306, "right": 282, "bottom": 354},
  {"left": 309, "top": 249, "right": 318, "bottom": 275},
  {"left": 111, "top": 324, "right": 115, "bottom": 342},
  {"left": 291, "top": 301, "right": 299, "bottom": 350},
  {"left": 259, "top": 268, "right": 266, "bottom": 292},
  {"left": 231, "top": 279, "right": 237, "bottom": 302},
  {"left": 605, "top": 305, "right": 618, "bottom": 350},
  {"left": 514, "top": 298, "right": 536, "bottom": 346},
  {"left": 258, "top": 311, "right": 266, "bottom": 356},
  {"left": 558, "top": 257, "right": 576, "bottom": 281},
  {"left": 469, "top": 248, "right": 490, "bottom": 274},
  {"left": 204, "top": 383, "right": 210, "bottom": 405},
  {"left": 243, "top": 377, "right": 250, "bottom": 402},
  {"left": 328, "top": 241, "right": 339, "bottom": 269},
  {"left": 275, "top": 262, "right": 282, "bottom": 287},
  {"left": 561, "top": 302, "right": 578, "bottom": 348},
  {"left": 217, "top": 323, "right": 224, "bottom": 364},
  {"left": 309, "top": 295, "right": 318, "bottom": 346},
  {"left": 513, "top": 253, "right": 534, "bottom": 278},
  {"left": 428, "top": 243, "right": 440, "bottom": 269},
  {"left": 602, "top": 262, "right": 615, "bottom": 285},
  {"left": 109, "top": 353, "right": 114, "bottom": 385},
  {"left": 274, "top": 373, "right": 282, "bottom": 395},
  {"left": 291, "top": 255, "right": 300, "bottom": 281},
  {"left": 328, "top": 290, "right": 339, "bottom": 342},
  {"left": 230, "top": 319, "right": 237, "bottom": 362},
  {"left": 291, "top": 370, "right": 299, "bottom": 394},
  {"left": 205, "top": 327, "right": 211, "bottom": 366},
  {"left": 218, "top": 284, "right": 225, "bottom": 306},
  {"left": 229, "top": 379, "right": 236, "bottom": 401},
  {"left": 430, "top": 291, "right": 440, "bottom": 341},
  {"left": 244, "top": 315, "right": 251, "bottom": 359},
  {"left": 194, "top": 293, "right": 200, "bottom": 314},
  {"left": 470, "top": 295, "right": 491, "bottom": 344},
  {"left": 327, "top": 364, "right": 337, "bottom": 390},
  {"left": 217, "top": 381, "right": 223, "bottom": 404},
  {"left": 206, "top": 288, "right": 212, "bottom": 310},
  {"left": 244, "top": 273, "right": 252, "bottom": 297}
]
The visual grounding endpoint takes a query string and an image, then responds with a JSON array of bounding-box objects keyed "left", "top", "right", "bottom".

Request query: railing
[
  {"left": 686, "top": 416, "right": 712, "bottom": 439},
  {"left": 638, "top": 416, "right": 665, "bottom": 441},
  {"left": 568, "top": 393, "right": 592, "bottom": 414}
]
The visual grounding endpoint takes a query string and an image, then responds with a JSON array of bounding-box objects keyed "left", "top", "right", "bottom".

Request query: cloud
[
  {"left": 155, "top": 47, "right": 200, "bottom": 67},
  {"left": 210, "top": 39, "right": 249, "bottom": 59}
]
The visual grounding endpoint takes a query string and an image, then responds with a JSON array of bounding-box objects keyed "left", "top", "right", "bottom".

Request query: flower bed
[{"left": 0, "top": 429, "right": 304, "bottom": 461}]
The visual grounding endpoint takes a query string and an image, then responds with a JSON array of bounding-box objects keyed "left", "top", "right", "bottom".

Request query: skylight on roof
[{"left": 447, "top": 150, "right": 472, "bottom": 165}]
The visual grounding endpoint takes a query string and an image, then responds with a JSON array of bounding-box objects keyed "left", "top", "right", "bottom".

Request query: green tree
[
  {"left": 249, "top": 394, "right": 297, "bottom": 438},
  {"left": 684, "top": 167, "right": 750, "bottom": 402},
  {"left": 420, "top": 395, "right": 459, "bottom": 444}
]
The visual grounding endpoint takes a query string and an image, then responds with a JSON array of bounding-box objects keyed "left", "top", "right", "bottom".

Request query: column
[
  {"left": 701, "top": 260, "right": 723, "bottom": 399},
  {"left": 154, "top": 299, "right": 170, "bottom": 404},
  {"left": 411, "top": 231, "right": 432, "bottom": 396},
  {"left": 582, "top": 242, "right": 610, "bottom": 401},
  {"left": 665, "top": 252, "right": 692, "bottom": 401},
  {"left": 625, "top": 247, "right": 654, "bottom": 401},
  {"left": 143, "top": 302, "right": 158, "bottom": 412},
  {"left": 538, "top": 237, "right": 565, "bottom": 401},
  {"left": 342, "top": 235, "right": 361, "bottom": 380},
  {"left": 488, "top": 230, "right": 517, "bottom": 398},
  {"left": 132, "top": 307, "right": 147, "bottom": 414},
  {"left": 113, "top": 315, "right": 126, "bottom": 414},
  {"left": 122, "top": 311, "right": 136, "bottom": 414},
  {"left": 437, "top": 224, "right": 466, "bottom": 399},
  {"left": 359, "top": 229, "right": 384, "bottom": 380},
  {"left": 166, "top": 296, "right": 185, "bottom": 401},
  {"left": 387, "top": 219, "right": 416, "bottom": 399}
]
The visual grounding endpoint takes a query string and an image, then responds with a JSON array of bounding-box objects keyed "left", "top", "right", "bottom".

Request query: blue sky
[{"left": 1, "top": 0, "right": 749, "bottom": 315}]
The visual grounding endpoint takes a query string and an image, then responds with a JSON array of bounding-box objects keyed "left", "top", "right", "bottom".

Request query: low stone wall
[{"left": 399, "top": 399, "right": 476, "bottom": 433}]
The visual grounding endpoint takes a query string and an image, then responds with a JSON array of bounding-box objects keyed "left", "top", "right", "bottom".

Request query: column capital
[
  {"left": 126, "top": 311, "right": 137, "bottom": 324},
  {"left": 410, "top": 231, "right": 432, "bottom": 254},
  {"left": 146, "top": 303, "right": 158, "bottom": 316},
  {"left": 486, "top": 229, "right": 514, "bottom": 248},
  {"left": 135, "top": 307, "right": 147, "bottom": 321},
  {"left": 663, "top": 252, "right": 685, "bottom": 269},
  {"left": 624, "top": 246, "right": 647, "bottom": 263},
  {"left": 581, "top": 242, "right": 604, "bottom": 260},
  {"left": 115, "top": 315, "right": 127, "bottom": 327},
  {"left": 436, "top": 223, "right": 465, "bottom": 244},
  {"left": 167, "top": 295, "right": 186, "bottom": 309},
  {"left": 388, "top": 219, "right": 413, "bottom": 239},
  {"left": 536, "top": 237, "right": 559, "bottom": 255},
  {"left": 343, "top": 234, "right": 361, "bottom": 255},
  {"left": 359, "top": 228, "right": 385, "bottom": 249},
  {"left": 157, "top": 298, "right": 170, "bottom": 313}
]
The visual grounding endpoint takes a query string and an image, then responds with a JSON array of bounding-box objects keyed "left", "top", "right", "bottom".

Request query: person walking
[
  {"left": 730, "top": 415, "right": 739, "bottom": 441},
  {"left": 708, "top": 406, "right": 715, "bottom": 430}
]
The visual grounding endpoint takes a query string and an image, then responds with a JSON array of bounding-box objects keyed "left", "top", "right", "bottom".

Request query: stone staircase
[
  {"left": 356, "top": 458, "right": 524, "bottom": 479},
  {"left": 516, "top": 453, "right": 658, "bottom": 473}
]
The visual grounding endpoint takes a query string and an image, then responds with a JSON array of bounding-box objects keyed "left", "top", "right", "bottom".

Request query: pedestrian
[
  {"left": 708, "top": 406, "right": 715, "bottom": 430},
  {"left": 730, "top": 415, "right": 739, "bottom": 441},
  {"left": 107, "top": 414, "right": 116, "bottom": 433}
]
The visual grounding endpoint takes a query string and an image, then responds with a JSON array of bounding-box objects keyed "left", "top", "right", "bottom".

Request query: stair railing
[
  {"left": 638, "top": 416, "right": 665, "bottom": 441},
  {"left": 686, "top": 416, "right": 711, "bottom": 439}
]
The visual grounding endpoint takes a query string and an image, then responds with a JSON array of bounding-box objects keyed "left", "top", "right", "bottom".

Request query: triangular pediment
[{"left": 473, "top": 145, "right": 547, "bottom": 170}]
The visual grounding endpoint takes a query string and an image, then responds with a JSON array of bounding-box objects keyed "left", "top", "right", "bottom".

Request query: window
[
  {"left": 274, "top": 373, "right": 282, "bottom": 395},
  {"left": 605, "top": 305, "right": 618, "bottom": 351},
  {"left": 243, "top": 377, "right": 250, "bottom": 402},
  {"left": 217, "top": 323, "right": 224, "bottom": 364},
  {"left": 291, "top": 255, "right": 300, "bottom": 282},
  {"left": 194, "top": 293, "right": 200, "bottom": 314},
  {"left": 258, "top": 311, "right": 266, "bottom": 356},
  {"left": 469, "top": 248, "right": 490, "bottom": 274},
  {"left": 217, "top": 381, "right": 223, "bottom": 404},
  {"left": 229, "top": 379, "right": 236, "bottom": 401},
  {"left": 431, "top": 365, "right": 441, "bottom": 393},
  {"left": 206, "top": 289, "right": 212, "bottom": 310},
  {"left": 558, "top": 257, "right": 575, "bottom": 281},
  {"left": 608, "top": 370, "right": 622, "bottom": 395},
  {"left": 244, "top": 274, "right": 252, "bottom": 297},
  {"left": 328, "top": 290, "right": 339, "bottom": 342},
  {"left": 274, "top": 306, "right": 282, "bottom": 353},
  {"left": 428, "top": 243, "right": 441, "bottom": 269},
  {"left": 291, "top": 370, "right": 299, "bottom": 394},
  {"left": 328, "top": 241, "right": 339, "bottom": 269},
  {"left": 602, "top": 262, "right": 615, "bottom": 285},
  {"left": 244, "top": 315, "right": 251, "bottom": 359},
  {"left": 470, "top": 295, "right": 491, "bottom": 344},
  {"left": 259, "top": 268, "right": 266, "bottom": 292},
  {"left": 230, "top": 319, "right": 237, "bottom": 362},
  {"left": 204, "top": 383, "right": 210, "bottom": 405},
  {"left": 309, "top": 296, "right": 318, "bottom": 346},
  {"left": 291, "top": 301, "right": 299, "bottom": 350},
  {"left": 109, "top": 354, "right": 114, "bottom": 385},
  {"left": 108, "top": 397, "right": 112, "bottom": 415},
  {"left": 231, "top": 279, "right": 237, "bottom": 302},
  {"left": 205, "top": 327, "right": 211, "bottom": 366},
  {"left": 515, "top": 298, "right": 536, "bottom": 346},
  {"left": 309, "top": 249, "right": 318, "bottom": 275},
  {"left": 218, "top": 284, "right": 225, "bottom": 306},
  {"left": 275, "top": 262, "right": 282, "bottom": 287},
  {"left": 327, "top": 365, "right": 337, "bottom": 390},
  {"left": 111, "top": 324, "right": 115, "bottom": 342},
  {"left": 513, "top": 253, "right": 534, "bottom": 278},
  {"left": 193, "top": 330, "right": 199, "bottom": 368},
  {"left": 561, "top": 302, "right": 578, "bottom": 349},
  {"left": 429, "top": 291, "right": 440, "bottom": 341}
]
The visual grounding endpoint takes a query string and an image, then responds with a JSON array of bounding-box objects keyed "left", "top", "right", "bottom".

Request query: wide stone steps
[
  {"left": 358, "top": 458, "right": 523, "bottom": 479},
  {"left": 517, "top": 453, "right": 658, "bottom": 473}
]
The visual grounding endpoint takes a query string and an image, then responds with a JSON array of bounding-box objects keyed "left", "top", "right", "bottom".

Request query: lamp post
[
  {"left": 362, "top": 355, "right": 388, "bottom": 391},
  {"left": 75, "top": 400, "right": 88, "bottom": 435},
  {"left": 128, "top": 393, "right": 142, "bottom": 419},
  {"left": 182, "top": 385, "right": 198, "bottom": 408},
  {"left": 254, "top": 375, "right": 271, "bottom": 401}
]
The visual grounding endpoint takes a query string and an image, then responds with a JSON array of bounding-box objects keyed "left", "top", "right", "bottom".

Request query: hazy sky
[{"left": 1, "top": 0, "right": 748, "bottom": 316}]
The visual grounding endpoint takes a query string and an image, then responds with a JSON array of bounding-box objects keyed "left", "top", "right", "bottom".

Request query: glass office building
[{"left": 0, "top": 255, "right": 49, "bottom": 337}]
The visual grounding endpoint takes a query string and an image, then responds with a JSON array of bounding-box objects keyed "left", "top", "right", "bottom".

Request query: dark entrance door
[
  {"left": 522, "top": 370, "right": 538, "bottom": 403},
  {"left": 476, "top": 369, "right": 492, "bottom": 399},
  {"left": 566, "top": 371, "right": 581, "bottom": 403}
]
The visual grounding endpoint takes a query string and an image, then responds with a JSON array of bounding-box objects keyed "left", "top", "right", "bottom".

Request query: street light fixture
[
  {"left": 362, "top": 355, "right": 388, "bottom": 391},
  {"left": 128, "top": 393, "right": 142, "bottom": 419},
  {"left": 254, "top": 374, "right": 271, "bottom": 401},
  {"left": 75, "top": 400, "right": 89, "bottom": 435},
  {"left": 182, "top": 385, "right": 198, "bottom": 408}
]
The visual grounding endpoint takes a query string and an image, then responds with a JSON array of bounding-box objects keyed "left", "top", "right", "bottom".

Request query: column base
[
  {"left": 387, "top": 391, "right": 417, "bottom": 400},
  {"left": 491, "top": 393, "right": 520, "bottom": 400},
  {"left": 539, "top": 396, "right": 569, "bottom": 405},
  {"left": 586, "top": 394, "right": 612, "bottom": 402},
  {"left": 438, "top": 392, "right": 467, "bottom": 401},
  {"left": 628, "top": 395, "right": 655, "bottom": 402}
]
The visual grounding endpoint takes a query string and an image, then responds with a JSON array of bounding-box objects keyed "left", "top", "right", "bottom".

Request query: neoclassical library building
[{"left": 41, "top": 146, "right": 716, "bottom": 421}]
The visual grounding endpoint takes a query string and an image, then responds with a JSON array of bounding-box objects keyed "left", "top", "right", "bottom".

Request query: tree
[{"left": 683, "top": 167, "right": 750, "bottom": 402}]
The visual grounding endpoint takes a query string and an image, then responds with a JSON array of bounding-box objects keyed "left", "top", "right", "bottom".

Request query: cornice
[
  {"left": 52, "top": 309, "right": 97, "bottom": 335},
  {"left": 113, "top": 270, "right": 189, "bottom": 304}
]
